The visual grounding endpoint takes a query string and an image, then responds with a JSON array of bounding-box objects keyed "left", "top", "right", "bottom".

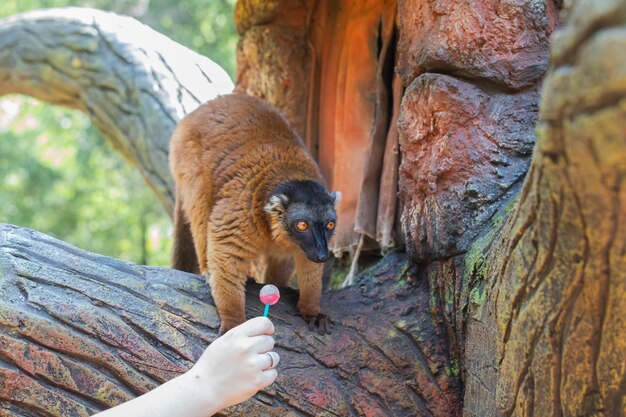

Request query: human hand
[
  {"left": 91, "top": 317, "right": 279, "bottom": 417},
  {"left": 186, "top": 316, "right": 280, "bottom": 411}
]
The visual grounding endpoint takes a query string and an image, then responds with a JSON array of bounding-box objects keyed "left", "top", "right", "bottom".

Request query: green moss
[
  {"left": 464, "top": 235, "right": 488, "bottom": 281},
  {"left": 96, "top": 386, "right": 110, "bottom": 402},
  {"left": 396, "top": 261, "right": 410, "bottom": 281},
  {"left": 445, "top": 358, "right": 460, "bottom": 377},
  {"left": 469, "top": 285, "right": 485, "bottom": 306},
  {"left": 429, "top": 286, "right": 438, "bottom": 314},
  {"left": 327, "top": 252, "right": 391, "bottom": 289},
  {"left": 327, "top": 268, "right": 348, "bottom": 289},
  {"left": 492, "top": 214, "right": 503, "bottom": 229},
  {"left": 50, "top": 400, "right": 63, "bottom": 415},
  {"left": 394, "top": 319, "right": 407, "bottom": 330},
  {"left": 326, "top": 256, "right": 351, "bottom": 289},
  {"left": 396, "top": 278, "right": 408, "bottom": 289},
  {"left": 445, "top": 286, "right": 455, "bottom": 309},
  {"left": 491, "top": 196, "right": 518, "bottom": 228},
  {"left": 505, "top": 195, "right": 519, "bottom": 213},
  {"left": 466, "top": 193, "right": 519, "bottom": 281},
  {"left": 469, "top": 283, "right": 487, "bottom": 318}
]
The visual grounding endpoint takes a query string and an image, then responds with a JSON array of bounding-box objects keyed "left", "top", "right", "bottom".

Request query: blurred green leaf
[{"left": 0, "top": 1, "right": 237, "bottom": 265}]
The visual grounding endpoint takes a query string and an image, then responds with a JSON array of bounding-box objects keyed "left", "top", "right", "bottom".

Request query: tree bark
[
  {"left": 0, "top": 8, "right": 234, "bottom": 214},
  {"left": 0, "top": 224, "right": 461, "bottom": 416}
]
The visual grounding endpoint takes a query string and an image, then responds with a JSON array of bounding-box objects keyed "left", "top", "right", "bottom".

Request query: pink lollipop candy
[{"left": 260, "top": 284, "right": 280, "bottom": 316}]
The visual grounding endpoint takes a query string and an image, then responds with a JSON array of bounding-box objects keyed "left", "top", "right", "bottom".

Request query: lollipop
[{"left": 260, "top": 284, "right": 280, "bottom": 317}]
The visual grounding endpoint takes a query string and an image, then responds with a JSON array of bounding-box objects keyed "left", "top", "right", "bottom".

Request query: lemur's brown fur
[{"left": 170, "top": 94, "right": 335, "bottom": 333}]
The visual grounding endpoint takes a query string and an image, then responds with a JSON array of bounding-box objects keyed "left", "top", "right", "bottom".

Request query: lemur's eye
[
  {"left": 296, "top": 221, "right": 309, "bottom": 232},
  {"left": 326, "top": 221, "right": 335, "bottom": 231}
]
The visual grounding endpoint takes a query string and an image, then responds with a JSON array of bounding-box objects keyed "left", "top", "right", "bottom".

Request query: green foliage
[
  {"left": 0, "top": 1, "right": 237, "bottom": 265},
  {"left": 139, "top": 0, "right": 238, "bottom": 77},
  {"left": 0, "top": 98, "right": 172, "bottom": 265}
]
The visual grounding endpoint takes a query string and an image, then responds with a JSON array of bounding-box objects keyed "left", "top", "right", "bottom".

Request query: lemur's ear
[
  {"left": 264, "top": 194, "right": 289, "bottom": 214},
  {"left": 330, "top": 191, "right": 342, "bottom": 207}
]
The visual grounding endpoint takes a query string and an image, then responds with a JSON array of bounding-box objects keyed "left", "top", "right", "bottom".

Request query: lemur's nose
[{"left": 315, "top": 254, "right": 328, "bottom": 263}]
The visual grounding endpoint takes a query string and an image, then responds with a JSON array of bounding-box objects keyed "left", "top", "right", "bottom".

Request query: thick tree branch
[
  {"left": 0, "top": 224, "right": 461, "bottom": 416},
  {"left": 0, "top": 8, "right": 234, "bottom": 214}
]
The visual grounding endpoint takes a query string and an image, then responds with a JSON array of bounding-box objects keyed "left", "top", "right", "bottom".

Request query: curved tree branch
[
  {"left": 0, "top": 8, "right": 234, "bottom": 214},
  {"left": 0, "top": 224, "right": 461, "bottom": 416}
]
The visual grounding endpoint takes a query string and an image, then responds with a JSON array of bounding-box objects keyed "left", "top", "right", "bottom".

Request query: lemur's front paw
[{"left": 298, "top": 312, "right": 333, "bottom": 335}]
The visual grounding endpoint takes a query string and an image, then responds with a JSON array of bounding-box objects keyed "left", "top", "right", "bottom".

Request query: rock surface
[
  {"left": 235, "top": 0, "right": 402, "bottom": 255},
  {"left": 396, "top": 0, "right": 559, "bottom": 90},
  {"left": 398, "top": 74, "right": 538, "bottom": 262}
]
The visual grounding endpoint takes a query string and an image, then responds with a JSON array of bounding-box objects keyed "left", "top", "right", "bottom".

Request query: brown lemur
[{"left": 169, "top": 93, "right": 340, "bottom": 334}]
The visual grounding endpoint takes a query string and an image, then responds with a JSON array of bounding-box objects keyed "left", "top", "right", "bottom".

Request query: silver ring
[{"left": 266, "top": 352, "right": 274, "bottom": 369}]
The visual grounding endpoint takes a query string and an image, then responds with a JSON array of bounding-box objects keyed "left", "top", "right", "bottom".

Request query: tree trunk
[
  {"left": 463, "top": 2, "right": 626, "bottom": 416},
  {"left": 497, "top": 8, "right": 626, "bottom": 417},
  {"left": 0, "top": 8, "right": 233, "bottom": 215},
  {"left": 0, "top": 224, "right": 460, "bottom": 416}
]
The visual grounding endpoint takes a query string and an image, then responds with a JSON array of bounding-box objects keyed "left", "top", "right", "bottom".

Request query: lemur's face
[
  {"left": 284, "top": 200, "right": 337, "bottom": 263},
  {"left": 265, "top": 180, "right": 340, "bottom": 263}
]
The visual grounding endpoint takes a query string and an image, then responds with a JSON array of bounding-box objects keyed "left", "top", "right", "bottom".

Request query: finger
[
  {"left": 259, "top": 369, "right": 278, "bottom": 389},
  {"left": 258, "top": 351, "right": 280, "bottom": 370},
  {"left": 235, "top": 316, "right": 275, "bottom": 337},
  {"left": 248, "top": 335, "right": 275, "bottom": 353}
]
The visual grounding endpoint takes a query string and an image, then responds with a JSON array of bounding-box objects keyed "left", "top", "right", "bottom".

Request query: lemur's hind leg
[
  {"left": 171, "top": 195, "right": 199, "bottom": 274},
  {"left": 183, "top": 182, "right": 213, "bottom": 275}
]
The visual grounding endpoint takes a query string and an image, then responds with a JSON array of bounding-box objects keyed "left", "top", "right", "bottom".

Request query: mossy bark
[{"left": 464, "top": 2, "right": 626, "bottom": 415}]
